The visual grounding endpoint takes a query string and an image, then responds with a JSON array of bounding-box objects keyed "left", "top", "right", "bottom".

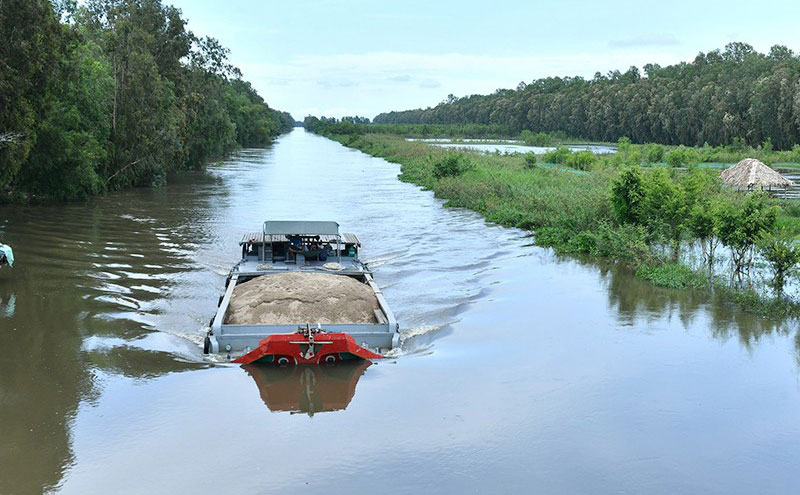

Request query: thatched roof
[{"left": 720, "top": 158, "right": 793, "bottom": 189}]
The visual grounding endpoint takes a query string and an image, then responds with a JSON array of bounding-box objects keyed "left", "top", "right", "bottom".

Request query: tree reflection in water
[{"left": 597, "top": 261, "right": 800, "bottom": 362}]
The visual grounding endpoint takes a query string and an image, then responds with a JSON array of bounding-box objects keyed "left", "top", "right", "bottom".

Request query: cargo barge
[{"left": 204, "top": 221, "right": 399, "bottom": 364}]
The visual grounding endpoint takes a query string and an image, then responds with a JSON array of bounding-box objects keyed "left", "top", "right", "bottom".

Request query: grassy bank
[
  {"left": 325, "top": 131, "right": 800, "bottom": 319},
  {"left": 305, "top": 119, "right": 800, "bottom": 168}
]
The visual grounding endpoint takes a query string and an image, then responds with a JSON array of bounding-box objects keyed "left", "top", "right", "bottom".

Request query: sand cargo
[{"left": 204, "top": 221, "right": 399, "bottom": 362}]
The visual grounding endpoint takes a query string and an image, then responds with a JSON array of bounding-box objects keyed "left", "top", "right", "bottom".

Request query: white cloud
[{"left": 239, "top": 49, "right": 693, "bottom": 119}]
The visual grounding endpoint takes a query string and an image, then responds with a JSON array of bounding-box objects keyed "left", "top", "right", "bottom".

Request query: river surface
[{"left": 1, "top": 128, "right": 800, "bottom": 494}]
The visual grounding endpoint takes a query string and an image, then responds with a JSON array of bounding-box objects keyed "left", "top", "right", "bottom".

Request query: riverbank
[{"left": 321, "top": 131, "right": 800, "bottom": 319}]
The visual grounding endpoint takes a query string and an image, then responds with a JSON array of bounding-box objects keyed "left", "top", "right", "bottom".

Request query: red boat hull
[{"left": 232, "top": 332, "right": 384, "bottom": 365}]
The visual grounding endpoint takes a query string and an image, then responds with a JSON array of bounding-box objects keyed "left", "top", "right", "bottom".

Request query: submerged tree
[
  {"left": 715, "top": 193, "right": 777, "bottom": 277},
  {"left": 687, "top": 199, "right": 721, "bottom": 267},
  {"left": 757, "top": 229, "right": 800, "bottom": 293}
]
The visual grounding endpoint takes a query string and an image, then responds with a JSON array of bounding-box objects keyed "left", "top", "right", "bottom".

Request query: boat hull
[{"left": 232, "top": 333, "right": 384, "bottom": 365}]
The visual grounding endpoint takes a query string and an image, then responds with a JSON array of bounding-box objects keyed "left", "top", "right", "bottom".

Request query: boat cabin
[{"left": 239, "top": 220, "right": 361, "bottom": 265}]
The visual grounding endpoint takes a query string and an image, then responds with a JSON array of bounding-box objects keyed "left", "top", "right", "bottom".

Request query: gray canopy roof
[{"left": 263, "top": 220, "right": 340, "bottom": 236}]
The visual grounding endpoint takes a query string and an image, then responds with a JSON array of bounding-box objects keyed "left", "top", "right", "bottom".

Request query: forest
[
  {"left": 373, "top": 43, "right": 800, "bottom": 150},
  {"left": 0, "top": 0, "right": 293, "bottom": 201}
]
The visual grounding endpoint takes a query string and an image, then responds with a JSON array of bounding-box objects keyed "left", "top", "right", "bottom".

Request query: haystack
[
  {"left": 720, "top": 158, "right": 793, "bottom": 190},
  {"left": 225, "top": 272, "right": 380, "bottom": 325}
]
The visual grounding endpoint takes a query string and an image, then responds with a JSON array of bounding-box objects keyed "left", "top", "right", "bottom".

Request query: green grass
[
  {"left": 332, "top": 133, "right": 613, "bottom": 239},
  {"left": 713, "top": 283, "right": 800, "bottom": 319},
  {"left": 636, "top": 263, "right": 708, "bottom": 290},
  {"left": 326, "top": 131, "right": 800, "bottom": 321}
]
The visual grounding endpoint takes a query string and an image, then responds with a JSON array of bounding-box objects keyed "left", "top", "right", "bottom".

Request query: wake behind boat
[{"left": 204, "top": 221, "right": 399, "bottom": 364}]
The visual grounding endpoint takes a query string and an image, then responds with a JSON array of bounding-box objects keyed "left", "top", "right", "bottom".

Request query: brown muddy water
[{"left": 1, "top": 128, "right": 800, "bottom": 494}]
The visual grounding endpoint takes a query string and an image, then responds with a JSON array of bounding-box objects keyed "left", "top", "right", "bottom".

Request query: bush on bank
[{"left": 321, "top": 131, "right": 800, "bottom": 317}]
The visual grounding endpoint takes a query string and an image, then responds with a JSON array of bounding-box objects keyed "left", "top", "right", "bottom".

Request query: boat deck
[{"left": 235, "top": 258, "right": 368, "bottom": 278}]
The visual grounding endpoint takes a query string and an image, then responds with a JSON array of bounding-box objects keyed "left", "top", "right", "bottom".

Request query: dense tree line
[
  {"left": 374, "top": 43, "right": 800, "bottom": 151},
  {"left": 0, "top": 0, "right": 293, "bottom": 200},
  {"left": 303, "top": 116, "right": 513, "bottom": 138}
]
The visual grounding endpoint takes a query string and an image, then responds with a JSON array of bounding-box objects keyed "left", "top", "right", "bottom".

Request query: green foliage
[
  {"left": 0, "top": 0, "right": 292, "bottom": 200},
  {"left": 636, "top": 263, "right": 708, "bottom": 290},
  {"left": 565, "top": 151, "right": 595, "bottom": 170},
  {"left": 0, "top": 0, "right": 63, "bottom": 189},
  {"left": 756, "top": 229, "right": 800, "bottom": 292},
  {"left": 20, "top": 40, "right": 112, "bottom": 199},
  {"left": 591, "top": 223, "right": 652, "bottom": 265},
  {"left": 523, "top": 153, "right": 537, "bottom": 168},
  {"left": 640, "top": 168, "right": 687, "bottom": 246},
  {"left": 642, "top": 144, "right": 665, "bottom": 163},
  {"left": 433, "top": 154, "right": 473, "bottom": 179},
  {"left": 688, "top": 199, "right": 722, "bottom": 263},
  {"left": 715, "top": 193, "right": 778, "bottom": 272},
  {"left": 713, "top": 282, "right": 800, "bottom": 319},
  {"left": 541, "top": 146, "right": 572, "bottom": 164},
  {"left": 331, "top": 131, "right": 800, "bottom": 321},
  {"left": 665, "top": 147, "right": 687, "bottom": 167},
  {"left": 520, "top": 130, "right": 552, "bottom": 146},
  {"left": 610, "top": 166, "right": 644, "bottom": 224},
  {"left": 617, "top": 137, "right": 633, "bottom": 154},
  {"left": 374, "top": 43, "right": 800, "bottom": 152},
  {"left": 303, "top": 120, "right": 512, "bottom": 139}
]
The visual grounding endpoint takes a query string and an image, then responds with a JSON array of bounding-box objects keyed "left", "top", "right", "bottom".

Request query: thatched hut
[{"left": 720, "top": 158, "right": 793, "bottom": 191}]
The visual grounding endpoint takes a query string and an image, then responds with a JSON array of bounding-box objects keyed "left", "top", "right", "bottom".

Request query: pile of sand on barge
[{"left": 225, "top": 272, "right": 380, "bottom": 325}]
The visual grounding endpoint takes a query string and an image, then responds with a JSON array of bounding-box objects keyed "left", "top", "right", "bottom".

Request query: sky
[{"left": 167, "top": 0, "right": 800, "bottom": 120}]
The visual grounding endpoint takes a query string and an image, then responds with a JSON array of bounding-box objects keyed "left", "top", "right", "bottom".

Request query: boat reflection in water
[{"left": 242, "top": 360, "right": 372, "bottom": 416}]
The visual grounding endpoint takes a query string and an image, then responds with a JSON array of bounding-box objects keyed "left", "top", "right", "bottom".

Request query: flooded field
[
  {"left": 406, "top": 138, "right": 617, "bottom": 155},
  {"left": 1, "top": 129, "right": 800, "bottom": 494}
]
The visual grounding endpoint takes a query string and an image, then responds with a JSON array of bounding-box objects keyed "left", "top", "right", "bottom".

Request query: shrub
[
  {"left": 541, "top": 146, "right": 572, "bottom": 164},
  {"left": 610, "top": 166, "right": 644, "bottom": 224},
  {"left": 565, "top": 151, "right": 595, "bottom": 170},
  {"left": 534, "top": 226, "right": 570, "bottom": 247},
  {"left": 592, "top": 222, "right": 652, "bottom": 265},
  {"left": 791, "top": 144, "right": 800, "bottom": 163},
  {"left": 665, "top": 147, "right": 686, "bottom": 167},
  {"left": 716, "top": 192, "right": 778, "bottom": 274},
  {"left": 617, "top": 136, "right": 633, "bottom": 154},
  {"left": 565, "top": 230, "right": 597, "bottom": 253},
  {"left": 728, "top": 137, "right": 747, "bottom": 152},
  {"left": 523, "top": 152, "right": 537, "bottom": 168},
  {"left": 756, "top": 229, "right": 800, "bottom": 292},
  {"left": 521, "top": 130, "right": 553, "bottom": 146},
  {"left": 636, "top": 262, "right": 707, "bottom": 290},
  {"left": 642, "top": 144, "right": 665, "bottom": 163},
  {"left": 433, "top": 153, "right": 473, "bottom": 179}
]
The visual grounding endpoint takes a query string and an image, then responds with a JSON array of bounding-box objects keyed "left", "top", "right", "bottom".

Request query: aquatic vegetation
[
  {"left": 432, "top": 154, "right": 473, "bottom": 179},
  {"left": 637, "top": 263, "right": 708, "bottom": 290},
  {"left": 322, "top": 131, "right": 800, "bottom": 318}
]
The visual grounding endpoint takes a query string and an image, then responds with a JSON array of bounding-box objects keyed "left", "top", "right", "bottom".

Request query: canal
[{"left": 1, "top": 128, "right": 799, "bottom": 493}]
